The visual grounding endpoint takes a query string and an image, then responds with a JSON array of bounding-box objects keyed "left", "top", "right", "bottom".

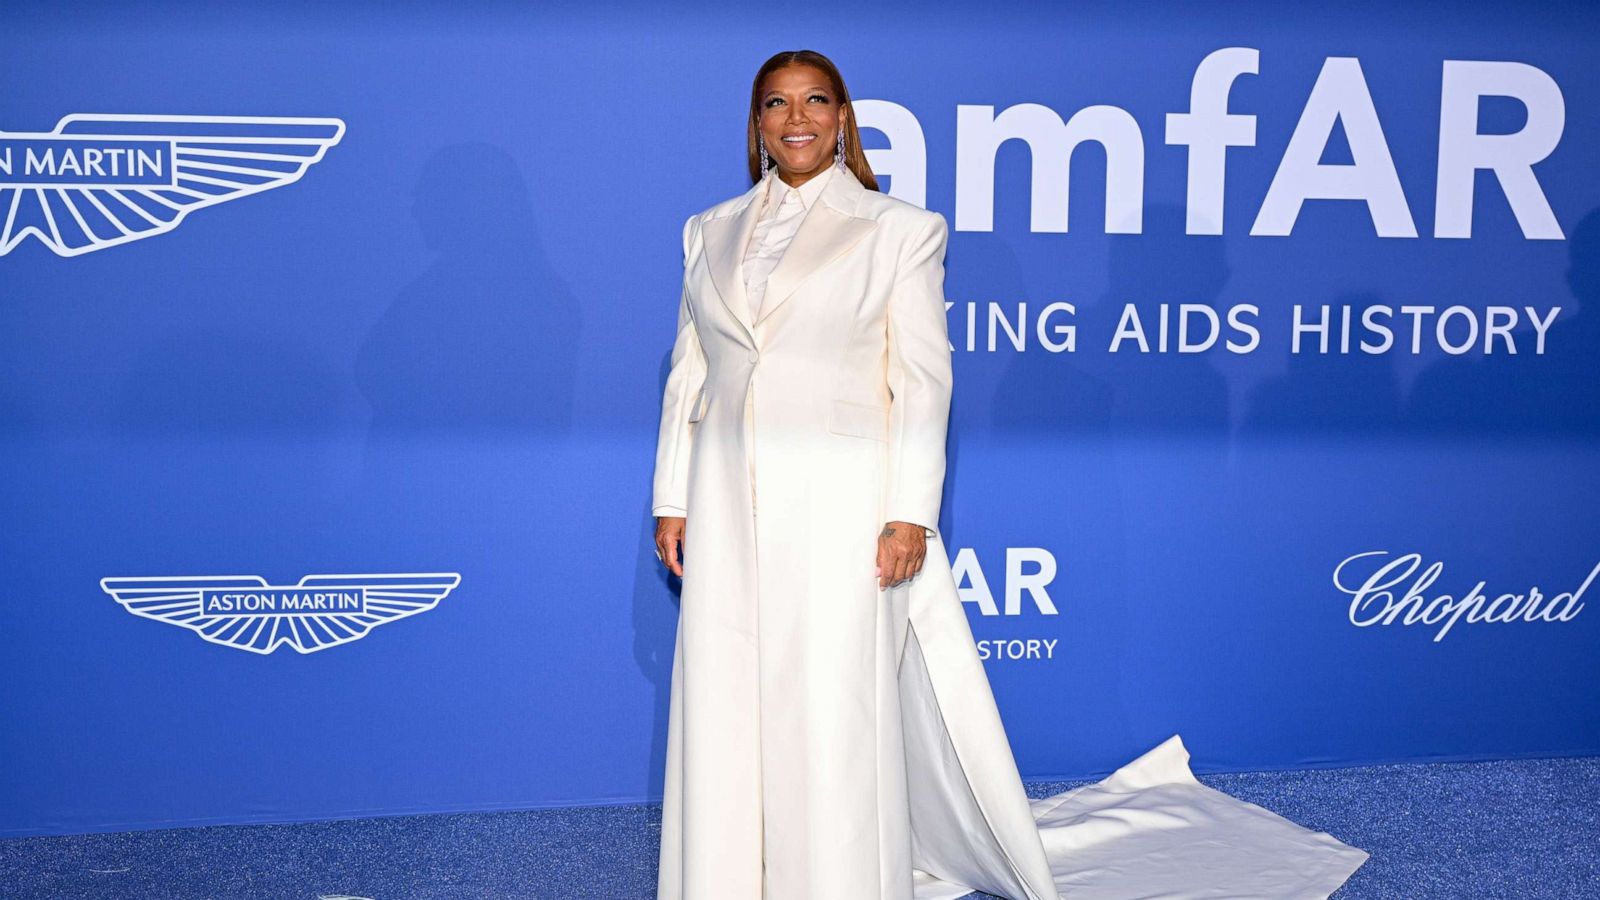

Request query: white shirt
[{"left": 741, "top": 164, "right": 837, "bottom": 322}]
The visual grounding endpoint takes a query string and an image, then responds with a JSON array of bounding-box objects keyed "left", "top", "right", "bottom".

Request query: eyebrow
[{"left": 763, "top": 86, "right": 832, "bottom": 98}]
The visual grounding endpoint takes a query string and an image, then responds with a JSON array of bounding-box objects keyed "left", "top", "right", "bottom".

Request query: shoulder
[
  {"left": 856, "top": 190, "right": 948, "bottom": 272},
  {"left": 679, "top": 184, "right": 760, "bottom": 251},
  {"left": 686, "top": 183, "right": 760, "bottom": 229},
  {"left": 856, "top": 189, "right": 947, "bottom": 239},
  {"left": 694, "top": 190, "right": 753, "bottom": 223}
]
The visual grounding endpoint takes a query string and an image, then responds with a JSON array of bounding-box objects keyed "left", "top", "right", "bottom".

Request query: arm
[
  {"left": 652, "top": 214, "right": 708, "bottom": 519},
  {"left": 883, "top": 211, "right": 953, "bottom": 538}
]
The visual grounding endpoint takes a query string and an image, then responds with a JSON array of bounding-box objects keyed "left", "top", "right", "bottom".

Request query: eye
[
  {"left": 764, "top": 97, "right": 784, "bottom": 108},
  {"left": 809, "top": 94, "right": 829, "bottom": 103}
]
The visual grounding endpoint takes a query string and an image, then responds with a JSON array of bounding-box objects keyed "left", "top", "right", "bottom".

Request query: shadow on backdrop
[
  {"left": 990, "top": 203, "right": 1229, "bottom": 437},
  {"left": 1241, "top": 290, "right": 1406, "bottom": 436},
  {"left": 943, "top": 229, "right": 1034, "bottom": 533},
  {"left": 355, "top": 142, "right": 581, "bottom": 441},
  {"left": 1406, "top": 206, "right": 1600, "bottom": 436},
  {"left": 343, "top": 144, "right": 588, "bottom": 797}
]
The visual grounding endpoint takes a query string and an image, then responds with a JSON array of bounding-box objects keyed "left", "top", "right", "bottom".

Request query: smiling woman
[
  {"left": 754, "top": 67, "right": 848, "bottom": 180},
  {"left": 650, "top": 49, "right": 1370, "bottom": 900}
]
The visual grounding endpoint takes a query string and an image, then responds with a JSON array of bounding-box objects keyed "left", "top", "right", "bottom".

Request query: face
[{"left": 757, "top": 64, "right": 846, "bottom": 186}]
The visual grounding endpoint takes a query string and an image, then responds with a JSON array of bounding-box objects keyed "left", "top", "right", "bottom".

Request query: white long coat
[
  {"left": 652, "top": 163, "right": 1377, "bottom": 900},
  {"left": 651, "top": 166, "right": 1060, "bottom": 900}
]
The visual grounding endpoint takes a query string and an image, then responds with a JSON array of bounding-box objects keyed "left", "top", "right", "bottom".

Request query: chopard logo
[
  {"left": 1333, "top": 551, "right": 1591, "bottom": 642},
  {"left": 0, "top": 114, "right": 344, "bottom": 257},
  {"left": 101, "top": 573, "right": 460, "bottom": 655}
]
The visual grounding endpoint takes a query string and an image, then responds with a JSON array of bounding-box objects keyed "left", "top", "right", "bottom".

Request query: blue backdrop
[{"left": 3, "top": 0, "right": 1597, "bottom": 837}]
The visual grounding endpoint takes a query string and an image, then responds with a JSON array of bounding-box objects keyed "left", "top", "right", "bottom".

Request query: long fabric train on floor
[{"left": 898, "top": 537, "right": 1370, "bottom": 900}]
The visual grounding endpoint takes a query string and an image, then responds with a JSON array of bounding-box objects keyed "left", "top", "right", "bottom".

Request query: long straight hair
[{"left": 745, "top": 50, "right": 880, "bottom": 192}]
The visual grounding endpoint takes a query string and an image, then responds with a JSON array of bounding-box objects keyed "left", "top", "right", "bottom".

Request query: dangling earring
[
  {"left": 834, "top": 126, "right": 847, "bottom": 171},
  {"left": 759, "top": 133, "right": 770, "bottom": 178}
]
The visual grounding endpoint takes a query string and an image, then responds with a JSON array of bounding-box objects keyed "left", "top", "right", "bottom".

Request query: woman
[{"left": 652, "top": 50, "right": 1370, "bottom": 900}]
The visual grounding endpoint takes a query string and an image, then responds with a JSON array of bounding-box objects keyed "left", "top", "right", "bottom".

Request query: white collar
[{"left": 766, "top": 163, "right": 837, "bottom": 211}]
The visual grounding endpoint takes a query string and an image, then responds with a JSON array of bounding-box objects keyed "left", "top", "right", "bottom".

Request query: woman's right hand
[{"left": 655, "top": 516, "right": 687, "bottom": 577}]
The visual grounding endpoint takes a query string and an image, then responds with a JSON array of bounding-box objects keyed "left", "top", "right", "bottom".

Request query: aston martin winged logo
[
  {"left": 100, "top": 573, "right": 460, "bottom": 654},
  {"left": 0, "top": 114, "right": 344, "bottom": 257}
]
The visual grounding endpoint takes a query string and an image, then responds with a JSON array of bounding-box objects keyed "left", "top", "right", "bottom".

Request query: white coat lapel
[
  {"left": 756, "top": 167, "right": 876, "bottom": 327},
  {"left": 700, "top": 175, "right": 769, "bottom": 343}
]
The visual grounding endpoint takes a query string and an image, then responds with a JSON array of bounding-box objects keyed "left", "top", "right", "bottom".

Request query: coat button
[{"left": 748, "top": 349, "right": 759, "bottom": 363}]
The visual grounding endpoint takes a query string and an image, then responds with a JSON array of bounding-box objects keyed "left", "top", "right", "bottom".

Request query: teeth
[{"left": 783, "top": 135, "right": 815, "bottom": 142}]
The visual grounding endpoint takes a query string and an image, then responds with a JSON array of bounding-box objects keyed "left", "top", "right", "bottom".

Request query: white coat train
[{"left": 651, "top": 165, "right": 1370, "bottom": 899}]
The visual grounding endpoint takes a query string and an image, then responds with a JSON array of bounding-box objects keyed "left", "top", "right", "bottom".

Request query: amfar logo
[
  {"left": 953, "top": 547, "right": 1060, "bottom": 616},
  {"left": 953, "top": 547, "right": 1062, "bottom": 662},
  {"left": 100, "top": 573, "right": 460, "bottom": 655},
  {"left": 0, "top": 114, "right": 344, "bottom": 257},
  {"left": 861, "top": 49, "right": 1564, "bottom": 240}
]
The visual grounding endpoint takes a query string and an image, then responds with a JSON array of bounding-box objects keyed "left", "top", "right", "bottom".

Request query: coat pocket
[
  {"left": 828, "top": 398, "right": 889, "bottom": 442},
  {"left": 687, "top": 387, "right": 708, "bottom": 423}
]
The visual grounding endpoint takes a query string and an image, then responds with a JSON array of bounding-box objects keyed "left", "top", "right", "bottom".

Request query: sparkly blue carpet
[{"left": 2, "top": 755, "right": 1596, "bottom": 898}]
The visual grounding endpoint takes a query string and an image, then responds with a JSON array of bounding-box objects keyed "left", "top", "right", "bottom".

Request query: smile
[{"left": 782, "top": 134, "right": 817, "bottom": 145}]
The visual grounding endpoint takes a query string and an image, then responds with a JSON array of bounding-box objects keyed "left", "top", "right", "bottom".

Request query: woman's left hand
[{"left": 877, "top": 521, "right": 929, "bottom": 590}]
